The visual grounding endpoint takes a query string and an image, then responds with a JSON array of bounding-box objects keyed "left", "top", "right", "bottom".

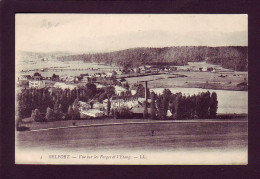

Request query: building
[
  {"left": 106, "top": 72, "right": 114, "bottom": 77},
  {"left": 61, "top": 76, "right": 75, "bottom": 82},
  {"left": 114, "top": 85, "right": 127, "bottom": 95},
  {"left": 29, "top": 80, "right": 46, "bottom": 89},
  {"left": 80, "top": 109, "right": 104, "bottom": 119},
  {"left": 18, "top": 75, "right": 31, "bottom": 81},
  {"left": 53, "top": 82, "right": 77, "bottom": 90}
]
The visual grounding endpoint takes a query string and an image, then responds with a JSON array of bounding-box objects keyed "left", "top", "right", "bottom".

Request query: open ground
[{"left": 17, "top": 119, "right": 248, "bottom": 152}]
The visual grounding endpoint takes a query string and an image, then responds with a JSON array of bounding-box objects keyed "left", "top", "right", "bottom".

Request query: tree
[
  {"left": 196, "top": 91, "right": 211, "bottom": 119},
  {"left": 135, "top": 84, "right": 145, "bottom": 98},
  {"left": 209, "top": 92, "right": 218, "bottom": 118},
  {"left": 105, "top": 86, "right": 115, "bottom": 98},
  {"left": 156, "top": 95, "right": 163, "bottom": 119},
  {"left": 173, "top": 94, "right": 182, "bottom": 119},
  {"left": 72, "top": 99, "right": 80, "bottom": 120},
  {"left": 86, "top": 83, "right": 97, "bottom": 99},
  {"left": 53, "top": 100, "right": 59, "bottom": 114},
  {"left": 67, "top": 105, "right": 73, "bottom": 120},
  {"left": 45, "top": 107, "right": 54, "bottom": 121},
  {"left": 162, "top": 89, "right": 171, "bottom": 119},
  {"left": 150, "top": 92, "right": 156, "bottom": 120},
  {"left": 107, "top": 98, "right": 111, "bottom": 116},
  {"left": 143, "top": 101, "right": 148, "bottom": 119}
]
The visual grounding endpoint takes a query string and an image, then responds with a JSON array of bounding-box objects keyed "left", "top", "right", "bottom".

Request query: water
[{"left": 151, "top": 88, "right": 248, "bottom": 114}]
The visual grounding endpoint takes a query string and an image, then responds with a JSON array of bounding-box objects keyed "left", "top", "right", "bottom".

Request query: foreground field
[
  {"left": 17, "top": 119, "right": 248, "bottom": 151},
  {"left": 16, "top": 119, "right": 247, "bottom": 164}
]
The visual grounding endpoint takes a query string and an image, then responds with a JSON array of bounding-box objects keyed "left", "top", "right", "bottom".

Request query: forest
[{"left": 58, "top": 46, "right": 248, "bottom": 71}]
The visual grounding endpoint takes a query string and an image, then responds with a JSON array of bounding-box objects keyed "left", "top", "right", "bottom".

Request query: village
[{"left": 17, "top": 61, "right": 228, "bottom": 123}]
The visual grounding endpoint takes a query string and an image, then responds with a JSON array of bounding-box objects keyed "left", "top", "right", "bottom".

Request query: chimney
[{"left": 144, "top": 81, "right": 148, "bottom": 101}]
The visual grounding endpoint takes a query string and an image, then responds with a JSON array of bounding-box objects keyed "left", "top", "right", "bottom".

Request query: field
[
  {"left": 125, "top": 71, "right": 247, "bottom": 90},
  {"left": 17, "top": 119, "right": 248, "bottom": 152},
  {"left": 16, "top": 56, "right": 248, "bottom": 91}
]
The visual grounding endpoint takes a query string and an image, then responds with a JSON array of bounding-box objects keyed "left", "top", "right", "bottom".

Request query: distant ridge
[{"left": 57, "top": 46, "right": 247, "bottom": 71}]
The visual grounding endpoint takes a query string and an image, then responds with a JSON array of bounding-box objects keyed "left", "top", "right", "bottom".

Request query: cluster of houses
[{"left": 76, "top": 96, "right": 172, "bottom": 119}]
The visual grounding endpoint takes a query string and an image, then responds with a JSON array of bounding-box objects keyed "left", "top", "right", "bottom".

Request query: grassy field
[
  {"left": 125, "top": 71, "right": 247, "bottom": 90},
  {"left": 16, "top": 119, "right": 248, "bottom": 152}
]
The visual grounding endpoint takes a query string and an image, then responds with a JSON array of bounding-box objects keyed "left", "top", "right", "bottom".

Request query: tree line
[
  {"left": 17, "top": 83, "right": 114, "bottom": 119},
  {"left": 16, "top": 82, "right": 146, "bottom": 120},
  {"left": 147, "top": 89, "right": 218, "bottom": 120},
  {"left": 58, "top": 46, "right": 248, "bottom": 71},
  {"left": 17, "top": 83, "right": 218, "bottom": 122}
]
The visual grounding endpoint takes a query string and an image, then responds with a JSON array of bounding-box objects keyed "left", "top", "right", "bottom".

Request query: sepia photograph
[{"left": 15, "top": 14, "right": 248, "bottom": 165}]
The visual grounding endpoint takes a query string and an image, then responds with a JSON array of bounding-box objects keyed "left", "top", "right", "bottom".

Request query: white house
[
  {"left": 53, "top": 82, "right": 77, "bottom": 90},
  {"left": 114, "top": 85, "right": 127, "bottom": 95},
  {"left": 106, "top": 72, "right": 113, "bottom": 77},
  {"left": 130, "top": 102, "right": 151, "bottom": 115},
  {"left": 29, "top": 80, "right": 46, "bottom": 89},
  {"left": 80, "top": 109, "right": 104, "bottom": 118},
  {"left": 18, "top": 75, "right": 31, "bottom": 81}
]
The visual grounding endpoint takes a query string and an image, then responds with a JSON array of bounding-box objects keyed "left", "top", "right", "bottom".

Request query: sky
[{"left": 16, "top": 14, "right": 248, "bottom": 53}]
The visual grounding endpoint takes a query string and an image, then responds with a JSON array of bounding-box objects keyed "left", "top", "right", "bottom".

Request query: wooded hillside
[{"left": 58, "top": 46, "right": 248, "bottom": 71}]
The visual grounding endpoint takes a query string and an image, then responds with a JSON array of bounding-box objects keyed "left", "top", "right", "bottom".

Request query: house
[
  {"left": 106, "top": 72, "right": 113, "bottom": 77},
  {"left": 61, "top": 76, "right": 75, "bottom": 82},
  {"left": 108, "top": 97, "right": 151, "bottom": 110},
  {"left": 101, "top": 73, "right": 107, "bottom": 77},
  {"left": 115, "top": 70, "right": 123, "bottom": 75},
  {"left": 80, "top": 109, "right": 104, "bottom": 119},
  {"left": 93, "top": 101, "right": 105, "bottom": 110},
  {"left": 94, "top": 73, "right": 102, "bottom": 77},
  {"left": 53, "top": 82, "right": 77, "bottom": 90},
  {"left": 18, "top": 75, "right": 31, "bottom": 81},
  {"left": 29, "top": 80, "right": 46, "bottom": 89},
  {"left": 78, "top": 101, "right": 91, "bottom": 111},
  {"left": 130, "top": 102, "right": 151, "bottom": 117},
  {"left": 114, "top": 85, "right": 127, "bottom": 95},
  {"left": 199, "top": 67, "right": 207, "bottom": 72},
  {"left": 18, "top": 75, "right": 31, "bottom": 86}
]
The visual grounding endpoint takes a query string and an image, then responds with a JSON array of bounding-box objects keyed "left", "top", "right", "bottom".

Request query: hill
[{"left": 57, "top": 46, "right": 248, "bottom": 71}]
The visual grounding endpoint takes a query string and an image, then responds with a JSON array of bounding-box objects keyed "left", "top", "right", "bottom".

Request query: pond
[{"left": 151, "top": 88, "right": 248, "bottom": 114}]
